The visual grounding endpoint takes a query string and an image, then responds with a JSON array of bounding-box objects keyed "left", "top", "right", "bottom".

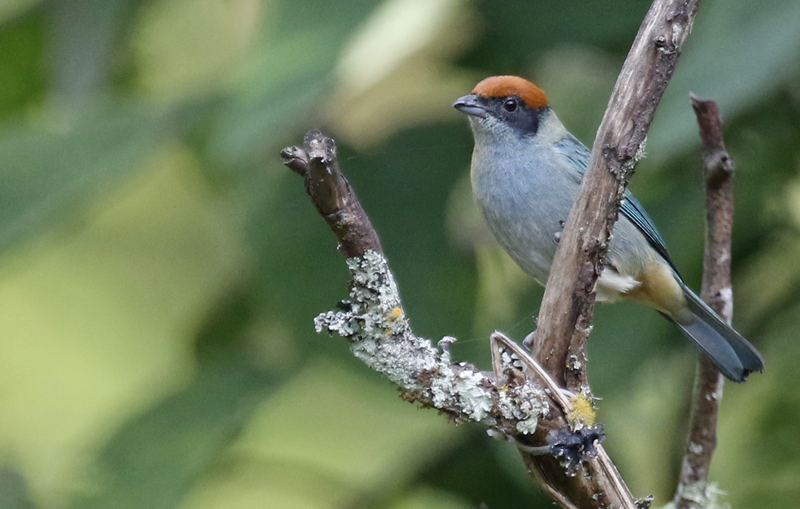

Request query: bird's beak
[{"left": 453, "top": 94, "right": 488, "bottom": 118}]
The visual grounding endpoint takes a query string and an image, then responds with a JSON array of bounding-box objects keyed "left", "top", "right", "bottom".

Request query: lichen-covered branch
[
  {"left": 281, "top": 131, "right": 639, "bottom": 508},
  {"left": 282, "top": 132, "right": 544, "bottom": 435},
  {"left": 532, "top": 0, "right": 703, "bottom": 392},
  {"left": 314, "top": 251, "right": 544, "bottom": 433},
  {"left": 672, "top": 96, "right": 736, "bottom": 509}
]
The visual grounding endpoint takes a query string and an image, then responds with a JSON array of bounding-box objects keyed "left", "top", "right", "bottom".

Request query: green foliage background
[{"left": 1, "top": 0, "right": 799, "bottom": 507}]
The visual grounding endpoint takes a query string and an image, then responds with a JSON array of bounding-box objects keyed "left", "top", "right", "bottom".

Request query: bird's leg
[
  {"left": 523, "top": 330, "right": 536, "bottom": 351},
  {"left": 490, "top": 332, "right": 605, "bottom": 476},
  {"left": 553, "top": 219, "right": 566, "bottom": 244}
]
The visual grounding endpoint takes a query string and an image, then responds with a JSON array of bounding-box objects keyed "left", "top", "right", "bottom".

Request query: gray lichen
[
  {"left": 665, "top": 482, "right": 730, "bottom": 509},
  {"left": 314, "top": 250, "right": 546, "bottom": 432}
]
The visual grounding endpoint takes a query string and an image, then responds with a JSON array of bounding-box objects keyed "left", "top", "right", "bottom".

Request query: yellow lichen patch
[
  {"left": 625, "top": 261, "right": 688, "bottom": 321},
  {"left": 567, "top": 393, "right": 596, "bottom": 428},
  {"left": 385, "top": 307, "right": 405, "bottom": 332}
]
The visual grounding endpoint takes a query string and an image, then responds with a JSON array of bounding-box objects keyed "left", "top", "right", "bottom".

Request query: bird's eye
[{"left": 503, "top": 98, "right": 518, "bottom": 112}]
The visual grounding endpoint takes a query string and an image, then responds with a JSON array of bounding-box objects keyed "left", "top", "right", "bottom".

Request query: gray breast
[{"left": 471, "top": 151, "right": 576, "bottom": 285}]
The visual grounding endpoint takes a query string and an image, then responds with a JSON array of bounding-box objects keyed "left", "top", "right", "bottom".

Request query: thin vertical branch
[{"left": 673, "top": 95, "right": 736, "bottom": 507}]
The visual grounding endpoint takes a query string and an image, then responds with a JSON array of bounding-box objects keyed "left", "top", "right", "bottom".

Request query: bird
[{"left": 453, "top": 75, "right": 764, "bottom": 382}]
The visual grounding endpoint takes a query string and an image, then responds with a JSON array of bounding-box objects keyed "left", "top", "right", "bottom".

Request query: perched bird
[{"left": 453, "top": 75, "right": 764, "bottom": 382}]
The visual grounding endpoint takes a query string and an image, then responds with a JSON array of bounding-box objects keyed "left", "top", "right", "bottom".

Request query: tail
[{"left": 672, "top": 282, "right": 764, "bottom": 382}]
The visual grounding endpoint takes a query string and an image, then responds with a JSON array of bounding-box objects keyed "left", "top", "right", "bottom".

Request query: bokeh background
[{"left": 1, "top": 0, "right": 799, "bottom": 507}]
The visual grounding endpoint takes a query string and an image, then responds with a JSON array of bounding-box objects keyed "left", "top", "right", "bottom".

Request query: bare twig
[
  {"left": 673, "top": 95, "right": 735, "bottom": 508},
  {"left": 281, "top": 130, "right": 382, "bottom": 258},
  {"left": 532, "top": 0, "right": 703, "bottom": 393}
]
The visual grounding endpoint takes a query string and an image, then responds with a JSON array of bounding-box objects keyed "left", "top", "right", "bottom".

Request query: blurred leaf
[
  {"left": 534, "top": 46, "right": 619, "bottom": 144},
  {"left": 415, "top": 432, "right": 546, "bottom": 508},
  {"left": 208, "top": 0, "right": 380, "bottom": 166},
  {"left": 0, "top": 0, "right": 41, "bottom": 24},
  {"left": 0, "top": 9, "right": 46, "bottom": 114},
  {"left": 0, "top": 145, "right": 247, "bottom": 507},
  {"left": 463, "top": 0, "right": 651, "bottom": 72},
  {"left": 72, "top": 358, "right": 283, "bottom": 509},
  {"left": 0, "top": 466, "right": 37, "bottom": 509},
  {"left": 0, "top": 101, "right": 170, "bottom": 252},
  {"left": 649, "top": 0, "right": 800, "bottom": 160},
  {"left": 598, "top": 355, "right": 693, "bottom": 500},
  {"left": 131, "top": 0, "right": 259, "bottom": 97},
  {"left": 177, "top": 455, "right": 355, "bottom": 509},
  {"left": 387, "top": 486, "right": 470, "bottom": 509},
  {"left": 213, "top": 358, "right": 461, "bottom": 509},
  {"left": 712, "top": 302, "right": 800, "bottom": 507},
  {"left": 47, "top": 0, "right": 135, "bottom": 104}
]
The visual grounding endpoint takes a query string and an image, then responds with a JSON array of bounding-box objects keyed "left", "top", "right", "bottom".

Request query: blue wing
[
  {"left": 619, "top": 188, "right": 677, "bottom": 272},
  {"left": 555, "top": 135, "right": 678, "bottom": 272}
]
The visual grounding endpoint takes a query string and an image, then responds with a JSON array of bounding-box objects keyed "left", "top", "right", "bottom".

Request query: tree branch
[
  {"left": 282, "top": 131, "right": 547, "bottom": 432},
  {"left": 280, "top": 130, "right": 382, "bottom": 258},
  {"left": 282, "top": 0, "right": 706, "bottom": 505},
  {"left": 281, "top": 131, "right": 639, "bottom": 508},
  {"left": 532, "top": 0, "right": 703, "bottom": 392},
  {"left": 673, "top": 95, "right": 736, "bottom": 508}
]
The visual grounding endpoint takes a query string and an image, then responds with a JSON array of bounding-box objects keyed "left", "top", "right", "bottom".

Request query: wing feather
[{"left": 554, "top": 135, "right": 678, "bottom": 273}]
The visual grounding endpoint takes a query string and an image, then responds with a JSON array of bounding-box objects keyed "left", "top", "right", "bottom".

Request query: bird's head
[{"left": 453, "top": 76, "right": 549, "bottom": 140}]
